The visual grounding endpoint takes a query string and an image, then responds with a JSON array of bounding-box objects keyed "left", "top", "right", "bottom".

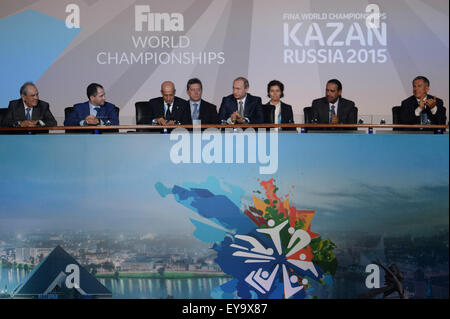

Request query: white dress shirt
[
  {"left": 23, "top": 100, "right": 33, "bottom": 119},
  {"left": 22, "top": 100, "right": 46, "bottom": 126},
  {"left": 227, "top": 95, "right": 248, "bottom": 124},
  {"left": 164, "top": 101, "right": 174, "bottom": 114},
  {"left": 189, "top": 100, "right": 201, "bottom": 121},
  {"left": 414, "top": 97, "right": 438, "bottom": 117},
  {"left": 329, "top": 99, "right": 339, "bottom": 115},
  {"left": 271, "top": 101, "right": 281, "bottom": 124},
  {"left": 80, "top": 102, "right": 103, "bottom": 125}
]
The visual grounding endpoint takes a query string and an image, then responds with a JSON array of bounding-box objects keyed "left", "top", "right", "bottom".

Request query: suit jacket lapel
[
  {"left": 172, "top": 98, "right": 180, "bottom": 118},
  {"left": 159, "top": 98, "right": 166, "bottom": 118},
  {"left": 99, "top": 106, "right": 105, "bottom": 119},
  {"left": 31, "top": 103, "right": 41, "bottom": 120},
  {"left": 321, "top": 98, "right": 329, "bottom": 119},
  {"left": 198, "top": 100, "right": 204, "bottom": 120},
  {"left": 337, "top": 100, "right": 343, "bottom": 120},
  {"left": 82, "top": 102, "right": 91, "bottom": 118},
  {"left": 17, "top": 100, "right": 26, "bottom": 119},
  {"left": 158, "top": 99, "right": 164, "bottom": 116},
  {"left": 20, "top": 100, "right": 40, "bottom": 121},
  {"left": 243, "top": 95, "right": 252, "bottom": 117},
  {"left": 268, "top": 104, "right": 275, "bottom": 123},
  {"left": 281, "top": 103, "right": 288, "bottom": 123}
]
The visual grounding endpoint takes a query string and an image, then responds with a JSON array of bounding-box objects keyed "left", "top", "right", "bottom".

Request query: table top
[{"left": 0, "top": 123, "right": 448, "bottom": 132}]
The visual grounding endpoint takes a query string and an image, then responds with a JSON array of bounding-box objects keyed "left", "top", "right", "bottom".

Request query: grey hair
[
  {"left": 234, "top": 77, "right": 249, "bottom": 89},
  {"left": 413, "top": 76, "right": 430, "bottom": 87},
  {"left": 20, "top": 82, "right": 36, "bottom": 96}
]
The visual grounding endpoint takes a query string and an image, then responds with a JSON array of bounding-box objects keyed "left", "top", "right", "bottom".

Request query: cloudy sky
[{"left": 0, "top": 133, "right": 448, "bottom": 238}]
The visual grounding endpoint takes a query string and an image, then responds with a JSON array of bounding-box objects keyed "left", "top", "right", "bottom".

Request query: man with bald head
[
  {"left": 2, "top": 82, "right": 57, "bottom": 128},
  {"left": 148, "top": 81, "right": 191, "bottom": 126}
]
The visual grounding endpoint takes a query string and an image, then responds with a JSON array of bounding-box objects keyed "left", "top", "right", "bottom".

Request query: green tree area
[
  {"left": 85, "top": 261, "right": 116, "bottom": 275},
  {"left": 310, "top": 237, "right": 338, "bottom": 277},
  {"left": 0, "top": 260, "right": 34, "bottom": 271}
]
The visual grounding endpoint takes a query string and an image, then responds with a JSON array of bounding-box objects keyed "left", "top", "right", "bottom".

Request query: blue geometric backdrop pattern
[{"left": 0, "top": 9, "right": 80, "bottom": 107}]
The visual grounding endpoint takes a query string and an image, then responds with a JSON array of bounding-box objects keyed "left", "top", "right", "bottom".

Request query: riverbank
[{"left": 95, "top": 272, "right": 231, "bottom": 279}]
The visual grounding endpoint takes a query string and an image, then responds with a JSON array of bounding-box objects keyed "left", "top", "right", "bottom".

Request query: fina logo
[{"left": 135, "top": 5, "right": 184, "bottom": 32}]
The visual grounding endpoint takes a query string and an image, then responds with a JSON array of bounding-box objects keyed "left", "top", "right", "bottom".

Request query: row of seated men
[{"left": 0, "top": 76, "right": 447, "bottom": 129}]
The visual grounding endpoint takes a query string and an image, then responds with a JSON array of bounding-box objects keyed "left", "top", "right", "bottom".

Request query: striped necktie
[
  {"left": 192, "top": 103, "right": 199, "bottom": 120},
  {"left": 329, "top": 104, "right": 336, "bottom": 122}
]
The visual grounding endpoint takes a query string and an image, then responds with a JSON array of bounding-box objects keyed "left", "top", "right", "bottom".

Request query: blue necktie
[
  {"left": 25, "top": 107, "right": 31, "bottom": 120},
  {"left": 420, "top": 111, "right": 429, "bottom": 125},
  {"left": 94, "top": 107, "right": 100, "bottom": 116},
  {"left": 192, "top": 103, "right": 199, "bottom": 120},
  {"left": 277, "top": 112, "right": 282, "bottom": 124}
]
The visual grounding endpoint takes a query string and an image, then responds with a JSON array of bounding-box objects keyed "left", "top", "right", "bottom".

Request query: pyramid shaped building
[{"left": 12, "top": 245, "right": 112, "bottom": 299}]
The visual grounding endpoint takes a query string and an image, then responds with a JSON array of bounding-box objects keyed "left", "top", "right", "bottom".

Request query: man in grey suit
[{"left": 2, "top": 82, "right": 57, "bottom": 128}]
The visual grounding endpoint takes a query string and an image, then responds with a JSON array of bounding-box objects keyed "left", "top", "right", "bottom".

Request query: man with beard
[{"left": 311, "top": 79, "right": 357, "bottom": 125}]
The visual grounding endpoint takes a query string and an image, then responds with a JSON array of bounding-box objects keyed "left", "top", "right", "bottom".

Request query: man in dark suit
[
  {"left": 311, "top": 79, "right": 357, "bottom": 124},
  {"left": 64, "top": 83, "right": 119, "bottom": 126},
  {"left": 186, "top": 78, "right": 218, "bottom": 125},
  {"left": 400, "top": 76, "right": 446, "bottom": 125},
  {"left": 262, "top": 80, "right": 295, "bottom": 131},
  {"left": 149, "top": 81, "right": 191, "bottom": 125},
  {"left": 218, "top": 77, "right": 264, "bottom": 124},
  {"left": 2, "top": 82, "right": 57, "bottom": 128}
]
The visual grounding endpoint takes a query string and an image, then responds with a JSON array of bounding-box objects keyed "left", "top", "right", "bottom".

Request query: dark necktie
[
  {"left": 238, "top": 100, "right": 244, "bottom": 117},
  {"left": 165, "top": 104, "right": 172, "bottom": 120},
  {"left": 25, "top": 107, "right": 31, "bottom": 120},
  {"left": 94, "top": 107, "right": 100, "bottom": 117}
]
